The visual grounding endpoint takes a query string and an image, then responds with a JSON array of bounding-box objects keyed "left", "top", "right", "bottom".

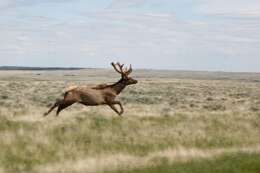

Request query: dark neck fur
[{"left": 111, "top": 79, "right": 126, "bottom": 94}]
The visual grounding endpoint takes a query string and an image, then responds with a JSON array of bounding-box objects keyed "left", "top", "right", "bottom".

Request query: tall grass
[
  {"left": 0, "top": 70, "right": 260, "bottom": 172},
  {"left": 109, "top": 152, "right": 260, "bottom": 173}
]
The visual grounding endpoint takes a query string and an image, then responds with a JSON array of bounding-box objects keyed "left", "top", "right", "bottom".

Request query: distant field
[{"left": 0, "top": 69, "right": 260, "bottom": 173}]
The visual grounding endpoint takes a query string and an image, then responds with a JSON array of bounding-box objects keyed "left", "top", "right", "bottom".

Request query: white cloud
[
  {"left": 197, "top": 0, "right": 260, "bottom": 18},
  {"left": 108, "top": 0, "right": 148, "bottom": 9},
  {"left": 0, "top": 0, "right": 15, "bottom": 10}
]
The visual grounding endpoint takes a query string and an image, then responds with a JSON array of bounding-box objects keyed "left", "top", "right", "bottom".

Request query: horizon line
[{"left": 0, "top": 65, "right": 260, "bottom": 74}]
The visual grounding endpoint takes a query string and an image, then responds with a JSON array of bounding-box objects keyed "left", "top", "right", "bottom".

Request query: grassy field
[{"left": 0, "top": 69, "right": 260, "bottom": 173}]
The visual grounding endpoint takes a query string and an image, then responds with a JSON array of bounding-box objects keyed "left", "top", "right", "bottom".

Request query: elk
[{"left": 43, "top": 62, "right": 138, "bottom": 117}]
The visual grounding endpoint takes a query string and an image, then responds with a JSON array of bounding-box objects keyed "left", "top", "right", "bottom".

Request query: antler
[
  {"left": 111, "top": 62, "right": 124, "bottom": 74},
  {"left": 111, "top": 62, "right": 133, "bottom": 76},
  {"left": 125, "top": 64, "right": 132, "bottom": 76}
]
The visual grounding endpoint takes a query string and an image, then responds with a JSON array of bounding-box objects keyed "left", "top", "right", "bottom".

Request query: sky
[{"left": 0, "top": 0, "right": 260, "bottom": 72}]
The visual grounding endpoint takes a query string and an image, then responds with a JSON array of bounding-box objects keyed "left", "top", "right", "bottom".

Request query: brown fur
[{"left": 44, "top": 62, "right": 138, "bottom": 117}]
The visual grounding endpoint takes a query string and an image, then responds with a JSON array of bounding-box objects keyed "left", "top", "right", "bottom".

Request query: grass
[
  {"left": 0, "top": 69, "right": 260, "bottom": 173},
  {"left": 110, "top": 152, "right": 260, "bottom": 173}
]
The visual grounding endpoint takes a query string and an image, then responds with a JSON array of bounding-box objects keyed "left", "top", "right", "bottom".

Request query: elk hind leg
[
  {"left": 44, "top": 99, "right": 62, "bottom": 116},
  {"left": 56, "top": 101, "right": 75, "bottom": 116}
]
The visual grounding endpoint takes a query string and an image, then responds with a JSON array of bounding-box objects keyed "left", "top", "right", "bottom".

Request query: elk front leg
[
  {"left": 113, "top": 101, "right": 124, "bottom": 115},
  {"left": 108, "top": 104, "right": 121, "bottom": 116},
  {"left": 108, "top": 102, "right": 124, "bottom": 116}
]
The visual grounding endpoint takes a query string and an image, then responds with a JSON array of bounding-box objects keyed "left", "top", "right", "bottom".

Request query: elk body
[{"left": 44, "top": 62, "right": 138, "bottom": 117}]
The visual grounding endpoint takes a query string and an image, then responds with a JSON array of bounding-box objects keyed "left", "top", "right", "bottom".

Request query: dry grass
[
  {"left": 0, "top": 69, "right": 260, "bottom": 173},
  {"left": 35, "top": 145, "right": 260, "bottom": 173}
]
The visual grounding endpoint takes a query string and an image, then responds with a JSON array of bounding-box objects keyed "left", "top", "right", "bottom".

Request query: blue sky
[{"left": 0, "top": 0, "right": 260, "bottom": 72}]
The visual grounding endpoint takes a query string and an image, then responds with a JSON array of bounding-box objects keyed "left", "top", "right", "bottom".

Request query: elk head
[{"left": 111, "top": 62, "right": 138, "bottom": 85}]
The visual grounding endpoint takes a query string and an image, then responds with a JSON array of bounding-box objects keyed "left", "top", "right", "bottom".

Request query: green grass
[
  {"left": 0, "top": 116, "right": 34, "bottom": 131},
  {"left": 0, "top": 112, "right": 259, "bottom": 173},
  {"left": 110, "top": 152, "right": 260, "bottom": 173}
]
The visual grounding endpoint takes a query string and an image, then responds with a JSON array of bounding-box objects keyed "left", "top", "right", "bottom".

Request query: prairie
[{"left": 0, "top": 69, "right": 260, "bottom": 173}]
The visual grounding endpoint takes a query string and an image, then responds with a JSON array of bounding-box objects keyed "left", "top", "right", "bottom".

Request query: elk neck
[{"left": 111, "top": 79, "right": 127, "bottom": 95}]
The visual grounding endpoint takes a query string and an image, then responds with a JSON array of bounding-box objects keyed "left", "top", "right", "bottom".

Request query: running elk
[{"left": 44, "top": 62, "right": 138, "bottom": 117}]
